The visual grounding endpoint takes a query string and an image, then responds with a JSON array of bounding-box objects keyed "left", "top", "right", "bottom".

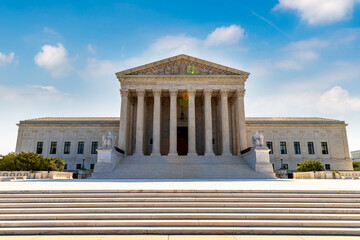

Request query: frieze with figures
[{"left": 126, "top": 59, "right": 241, "bottom": 76}]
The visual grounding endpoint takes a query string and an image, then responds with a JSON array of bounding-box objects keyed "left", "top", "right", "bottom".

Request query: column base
[
  {"left": 204, "top": 152, "right": 215, "bottom": 157},
  {"left": 222, "top": 151, "right": 233, "bottom": 157},
  {"left": 150, "top": 153, "right": 161, "bottom": 157},
  {"left": 168, "top": 152, "right": 178, "bottom": 156},
  {"left": 187, "top": 152, "right": 198, "bottom": 157}
]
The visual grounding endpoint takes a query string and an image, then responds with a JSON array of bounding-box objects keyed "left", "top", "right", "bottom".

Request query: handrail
[{"left": 241, "top": 147, "right": 252, "bottom": 155}]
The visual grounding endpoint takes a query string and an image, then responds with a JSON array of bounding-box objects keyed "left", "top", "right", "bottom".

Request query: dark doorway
[{"left": 177, "top": 127, "right": 188, "bottom": 156}]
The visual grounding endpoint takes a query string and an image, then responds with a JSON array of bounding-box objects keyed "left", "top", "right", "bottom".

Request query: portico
[{"left": 116, "top": 55, "right": 249, "bottom": 157}]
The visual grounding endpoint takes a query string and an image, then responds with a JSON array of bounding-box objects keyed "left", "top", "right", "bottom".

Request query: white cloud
[
  {"left": 0, "top": 85, "right": 72, "bottom": 155},
  {"left": 80, "top": 58, "right": 120, "bottom": 80},
  {"left": 205, "top": 25, "right": 245, "bottom": 46},
  {"left": 0, "top": 85, "right": 68, "bottom": 102},
  {"left": 43, "top": 27, "right": 59, "bottom": 35},
  {"left": 88, "top": 44, "right": 96, "bottom": 55},
  {"left": 320, "top": 86, "right": 360, "bottom": 113},
  {"left": 81, "top": 26, "right": 247, "bottom": 83},
  {"left": 275, "top": 59, "right": 303, "bottom": 70},
  {"left": 247, "top": 86, "right": 360, "bottom": 117},
  {"left": 275, "top": 0, "right": 360, "bottom": 25},
  {"left": 0, "top": 51, "right": 15, "bottom": 66},
  {"left": 275, "top": 38, "right": 328, "bottom": 70},
  {"left": 122, "top": 25, "right": 246, "bottom": 71},
  {"left": 34, "top": 43, "right": 71, "bottom": 78}
]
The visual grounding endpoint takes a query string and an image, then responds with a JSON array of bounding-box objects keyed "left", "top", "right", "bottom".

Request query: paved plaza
[{"left": 1, "top": 179, "right": 360, "bottom": 191}]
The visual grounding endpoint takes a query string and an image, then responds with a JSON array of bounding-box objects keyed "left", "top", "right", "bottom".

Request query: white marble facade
[{"left": 14, "top": 55, "right": 354, "bottom": 174}]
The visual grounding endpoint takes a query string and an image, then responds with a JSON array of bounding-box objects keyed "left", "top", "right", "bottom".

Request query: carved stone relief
[{"left": 127, "top": 59, "right": 238, "bottom": 76}]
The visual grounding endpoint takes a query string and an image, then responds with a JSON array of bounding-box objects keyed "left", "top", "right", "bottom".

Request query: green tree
[
  {"left": 296, "top": 159, "right": 325, "bottom": 172},
  {"left": 353, "top": 161, "right": 360, "bottom": 171},
  {"left": 0, "top": 152, "right": 65, "bottom": 171}
]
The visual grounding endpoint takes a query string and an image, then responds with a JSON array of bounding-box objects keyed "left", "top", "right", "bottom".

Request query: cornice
[{"left": 116, "top": 54, "right": 250, "bottom": 77}]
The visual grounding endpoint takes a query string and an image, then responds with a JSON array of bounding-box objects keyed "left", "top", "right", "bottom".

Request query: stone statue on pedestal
[
  {"left": 252, "top": 131, "right": 265, "bottom": 148},
  {"left": 100, "top": 131, "right": 116, "bottom": 150}
]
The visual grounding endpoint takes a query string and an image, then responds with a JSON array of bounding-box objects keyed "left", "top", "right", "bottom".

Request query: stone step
[
  {"left": 1, "top": 219, "right": 360, "bottom": 228},
  {"left": 2, "top": 213, "right": 360, "bottom": 220},
  {"left": 1, "top": 201, "right": 359, "bottom": 208},
  {"left": 2, "top": 193, "right": 360, "bottom": 198},
  {"left": 1, "top": 226, "right": 360, "bottom": 235},
  {"left": 2, "top": 207, "right": 360, "bottom": 214},
  {"left": 1, "top": 189, "right": 359, "bottom": 194},
  {"left": 1, "top": 197, "right": 359, "bottom": 203}
]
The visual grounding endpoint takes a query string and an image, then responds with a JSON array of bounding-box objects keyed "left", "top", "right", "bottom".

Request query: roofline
[
  {"left": 115, "top": 54, "right": 250, "bottom": 77},
  {"left": 17, "top": 117, "right": 346, "bottom": 126}
]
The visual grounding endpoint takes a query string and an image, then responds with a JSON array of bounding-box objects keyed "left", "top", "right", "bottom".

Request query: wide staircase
[
  {"left": 0, "top": 190, "right": 360, "bottom": 235},
  {"left": 93, "top": 155, "right": 276, "bottom": 179}
]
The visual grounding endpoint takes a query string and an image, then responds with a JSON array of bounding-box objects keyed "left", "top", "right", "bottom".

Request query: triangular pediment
[{"left": 116, "top": 54, "right": 249, "bottom": 77}]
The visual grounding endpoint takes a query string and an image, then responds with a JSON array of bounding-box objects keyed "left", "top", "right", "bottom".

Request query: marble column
[
  {"left": 220, "top": 89, "right": 232, "bottom": 156},
  {"left": 133, "top": 89, "right": 145, "bottom": 156},
  {"left": 168, "top": 89, "right": 178, "bottom": 156},
  {"left": 151, "top": 89, "right": 162, "bottom": 156},
  {"left": 236, "top": 89, "right": 247, "bottom": 152},
  {"left": 118, "top": 89, "right": 129, "bottom": 152},
  {"left": 187, "top": 89, "right": 197, "bottom": 156},
  {"left": 204, "top": 89, "right": 214, "bottom": 156}
]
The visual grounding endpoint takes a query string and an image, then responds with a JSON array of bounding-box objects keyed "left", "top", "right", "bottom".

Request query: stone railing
[
  {"left": 293, "top": 171, "right": 360, "bottom": 179},
  {"left": 0, "top": 171, "right": 73, "bottom": 179}
]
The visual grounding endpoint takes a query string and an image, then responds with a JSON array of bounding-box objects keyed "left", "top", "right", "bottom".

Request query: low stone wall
[
  {"left": 293, "top": 171, "right": 360, "bottom": 179},
  {"left": 0, "top": 171, "right": 73, "bottom": 179}
]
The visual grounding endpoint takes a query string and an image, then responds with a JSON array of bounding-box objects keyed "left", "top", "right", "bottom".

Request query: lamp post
[
  {"left": 278, "top": 158, "right": 288, "bottom": 179},
  {"left": 81, "top": 158, "right": 85, "bottom": 170},
  {"left": 80, "top": 158, "right": 86, "bottom": 179}
]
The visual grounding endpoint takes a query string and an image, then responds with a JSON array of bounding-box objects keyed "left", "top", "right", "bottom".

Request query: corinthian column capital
[
  {"left": 120, "top": 89, "right": 129, "bottom": 97},
  {"left": 153, "top": 89, "right": 162, "bottom": 97},
  {"left": 169, "top": 89, "right": 178, "bottom": 97},
  {"left": 136, "top": 89, "right": 146, "bottom": 97},
  {"left": 220, "top": 89, "right": 229, "bottom": 97},
  {"left": 187, "top": 89, "right": 196, "bottom": 97},
  {"left": 203, "top": 89, "right": 213, "bottom": 97},
  {"left": 235, "top": 89, "right": 246, "bottom": 97}
]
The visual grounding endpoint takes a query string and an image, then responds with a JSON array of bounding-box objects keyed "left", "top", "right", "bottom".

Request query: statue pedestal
[
  {"left": 92, "top": 148, "right": 123, "bottom": 178},
  {"left": 242, "top": 147, "right": 274, "bottom": 174}
]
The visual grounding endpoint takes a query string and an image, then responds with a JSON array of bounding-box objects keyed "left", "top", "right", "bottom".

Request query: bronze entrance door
[{"left": 177, "top": 127, "right": 188, "bottom": 155}]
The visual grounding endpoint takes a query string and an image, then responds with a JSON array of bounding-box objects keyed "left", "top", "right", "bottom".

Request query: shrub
[
  {"left": 353, "top": 161, "right": 360, "bottom": 171},
  {"left": 296, "top": 159, "right": 325, "bottom": 172},
  {"left": 0, "top": 152, "right": 65, "bottom": 171}
]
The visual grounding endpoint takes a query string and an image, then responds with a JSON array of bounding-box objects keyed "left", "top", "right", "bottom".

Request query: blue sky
[{"left": 1, "top": 0, "right": 360, "bottom": 154}]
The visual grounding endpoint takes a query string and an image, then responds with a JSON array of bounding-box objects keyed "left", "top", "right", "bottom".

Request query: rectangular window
[
  {"left": 64, "top": 164, "right": 67, "bottom": 170},
  {"left": 266, "top": 142, "right": 273, "bottom": 154},
  {"left": 64, "top": 142, "right": 71, "bottom": 154},
  {"left": 76, "top": 164, "right": 82, "bottom": 169},
  {"left": 280, "top": 142, "right": 287, "bottom": 154},
  {"left": 90, "top": 164, "right": 95, "bottom": 170},
  {"left": 50, "top": 142, "right": 57, "bottom": 154},
  {"left": 36, "top": 142, "right": 43, "bottom": 154},
  {"left": 283, "top": 164, "right": 288, "bottom": 170},
  {"left": 307, "top": 142, "right": 315, "bottom": 154},
  {"left": 325, "top": 164, "right": 331, "bottom": 170},
  {"left": 294, "top": 142, "right": 301, "bottom": 154},
  {"left": 77, "top": 142, "right": 84, "bottom": 154},
  {"left": 321, "top": 142, "right": 329, "bottom": 154},
  {"left": 91, "top": 142, "right": 98, "bottom": 154}
]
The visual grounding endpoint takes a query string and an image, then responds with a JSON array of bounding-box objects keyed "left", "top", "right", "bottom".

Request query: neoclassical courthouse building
[{"left": 15, "top": 55, "right": 353, "bottom": 178}]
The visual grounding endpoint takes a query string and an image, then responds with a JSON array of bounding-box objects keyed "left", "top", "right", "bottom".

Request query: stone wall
[
  {"left": 246, "top": 119, "right": 353, "bottom": 171},
  {"left": 15, "top": 117, "right": 352, "bottom": 172}
]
